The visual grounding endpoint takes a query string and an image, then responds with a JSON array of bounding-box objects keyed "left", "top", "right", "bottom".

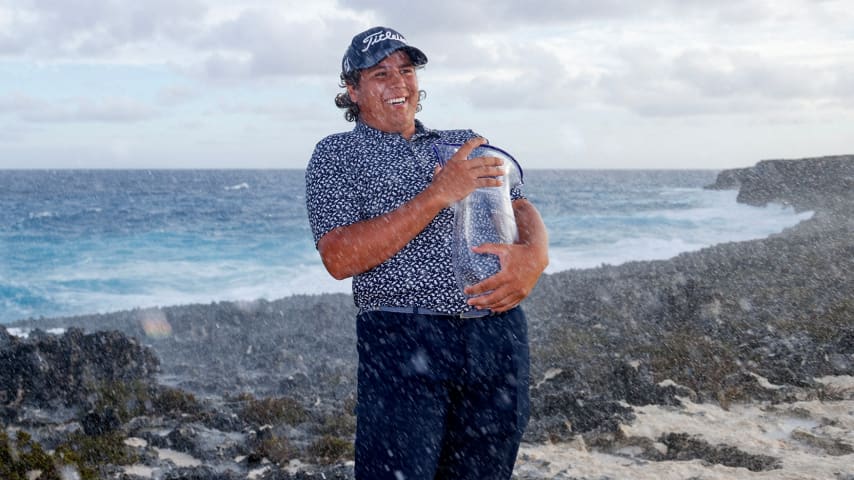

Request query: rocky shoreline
[{"left": 2, "top": 155, "right": 853, "bottom": 479}]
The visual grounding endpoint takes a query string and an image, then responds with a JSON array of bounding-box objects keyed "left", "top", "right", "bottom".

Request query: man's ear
[{"left": 347, "top": 84, "right": 359, "bottom": 104}]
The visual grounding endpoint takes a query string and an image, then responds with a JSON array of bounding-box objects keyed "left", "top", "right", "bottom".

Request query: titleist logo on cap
[{"left": 361, "top": 30, "right": 406, "bottom": 52}]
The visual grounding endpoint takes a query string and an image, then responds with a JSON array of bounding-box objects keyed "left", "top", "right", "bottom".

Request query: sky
[{"left": 0, "top": 0, "right": 852, "bottom": 170}]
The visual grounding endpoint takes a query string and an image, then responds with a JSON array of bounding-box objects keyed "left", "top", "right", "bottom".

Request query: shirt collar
[{"left": 354, "top": 119, "right": 439, "bottom": 141}]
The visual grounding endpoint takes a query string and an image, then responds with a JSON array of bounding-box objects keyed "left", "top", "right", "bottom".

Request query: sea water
[{"left": 0, "top": 169, "right": 812, "bottom": 324}]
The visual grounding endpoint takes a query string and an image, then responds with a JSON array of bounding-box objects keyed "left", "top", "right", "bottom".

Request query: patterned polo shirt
[{"left": 305, "top": 119, "right": 523, "bottom": 315}]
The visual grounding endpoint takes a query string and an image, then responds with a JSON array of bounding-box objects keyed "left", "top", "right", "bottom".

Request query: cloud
[
  {"left": 455, "top": 44, "right": 592, "bottom": 110},
  {"left": 334, "top": 0, "right": 672, "bottom": 34},
  {"left": 195, "top": 8, "right": 344, "bottom": 78},
  {"left": 155, "top": 85, "right": 197, "bottom": 106},
  {"left": 392, "top": 0, "right": 854, "bottom": 120},
  {"left": 1, "top": 1, "right": 372, "bottom": 83},
  {"left": 0, "top": 0, "right": 206, "bottom": 58},
  {"left": 591, "top": 42, "right": 854, "bottom": 118},
  {"left": 1, "top": 0, "right": 853, "bottom": 169},
  {"left": 0, "top": 93, "right": 157, "bottom": 123},
  {"left": 672, "top": 48, "right": 816, "bottom": 99},
  {"left": 335, "top": 0, "right": 780, "bottom": 36}
]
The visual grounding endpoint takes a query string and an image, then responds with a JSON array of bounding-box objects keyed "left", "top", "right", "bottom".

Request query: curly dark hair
[
  {"left": 335, "top": 70, "right": 362, "bottom": 123},
  {"left": 334, "top": 68, "right": 426, "bottom": 122}
]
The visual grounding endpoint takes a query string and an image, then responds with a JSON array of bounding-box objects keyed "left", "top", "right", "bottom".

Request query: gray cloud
[
  {"left": 1, "top": 0, "right": 205, "bottom": 57},
  {"left": 216, "top": 98, "right": 336, "bottom": 125},
  {"left": 335, "top": 0, "right": 655, "bottom": 34},
  {"left": 593, "top": 43, "right": 854, "bottom": 117},
  {"left": 190, "top": 9, "right": 364, "bottom": 79},
  {"left": 1, "top": 1, "right": 367, "bottom": 81},
  {"left": 0, "top": 93, "right": 157, "bottom": 123},
  {"left": 155, "top": 85, "right": 197, "bottom": 106},
  {"left": 458, "top": 45, "right": 592, "bottom": 110},
  {"left": 335, "top": 0, "right": 779, "bottom": 36},
  {"left": 3, "top": 0, "right": 853, "bottom": 122},
  {"left": 332, "top": 0, "right": 847, "bottom": 118},
  {"left": 673, "top": 48, "right": 817, "bottom": 99}
]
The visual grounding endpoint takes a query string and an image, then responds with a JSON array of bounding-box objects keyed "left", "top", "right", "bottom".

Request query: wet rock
[
  {"left": 707, "top": 155, "right": 854, "bottom": 213},
  {"left": 82, "top": 407, "right": 122, "bottom": 435},
  {"left": 203, "top": 410, "right": 244, "bottom": 432},
  {"left": 529, "top": 390, "right": 633, "bottom": 441},
  {"left": 162, "top": 466, "right": 242, "bottom": 480},
  {"left": 0, "top": 326, "right": 14, "bottom": 349},
  {"left": 164, "top": 425, "right": 199, "bottom": 453},
  {"left": 657, "top": 432, "right": 782, "bottom": 471},
  {"left": 279, "top": 373, "right": 312, "bottom": 394},
  {"left": 525, "top": 360, "right": 693, "bottom": 443},
  {"left": 705, "top": 166, "right": 751, "bottom": 189},
  {"left": 607, "top": 361, "right": 692, "bottom": 407},
  {"left": 0, "top": 327, "right": 159, "bottom": 411},
  {"left": 790, "top": 429, "right": 854, "bottom": 456},
  {"left": 257, "top": 465, "right": 355, "bottom": 479}
]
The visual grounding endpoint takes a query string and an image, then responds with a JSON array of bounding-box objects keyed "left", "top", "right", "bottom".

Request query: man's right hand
[{"left": 428, "top": 137, "right": 506, "bottom": 207}]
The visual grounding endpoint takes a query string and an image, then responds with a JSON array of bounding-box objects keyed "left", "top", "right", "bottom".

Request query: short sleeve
[{"left": 305, "top": 138, "right": 362, "bottom": 246}]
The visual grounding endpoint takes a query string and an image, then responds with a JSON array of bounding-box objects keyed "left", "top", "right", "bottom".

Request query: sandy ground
[{"left": 516, "top": 376, "right": 854, "bottom": 480}]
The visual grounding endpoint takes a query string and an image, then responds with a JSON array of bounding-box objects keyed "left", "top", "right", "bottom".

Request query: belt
[{"left": 368, "top": 305, "right": 492, "bottom": 319}]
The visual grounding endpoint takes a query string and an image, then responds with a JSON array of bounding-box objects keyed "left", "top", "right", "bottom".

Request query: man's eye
[
  {"left": 400, "top": 68, "right": 415, "bottom": 75},
  {"left": 373, "top": 71, "right": 387, "bottom": 78}
]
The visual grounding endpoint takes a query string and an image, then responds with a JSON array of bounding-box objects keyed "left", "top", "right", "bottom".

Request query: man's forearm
[
  {"left": 513, "top": 198, "right": 549, "bottom": 271},
  {"left": 317, "top": 187, "right": 447, "bottom": 280}
]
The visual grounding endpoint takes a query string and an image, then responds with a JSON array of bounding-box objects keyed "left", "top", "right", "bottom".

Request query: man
[{"left": 305, "top": 26, "right": 548, "bottom": 480}]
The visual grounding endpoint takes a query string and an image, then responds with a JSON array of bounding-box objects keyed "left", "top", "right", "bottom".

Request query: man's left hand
[{"left": 463, "top": 242, "right": 546, "bottom": 313}]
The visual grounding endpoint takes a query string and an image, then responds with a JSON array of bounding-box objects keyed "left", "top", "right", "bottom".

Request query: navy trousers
[{"left": 354, "top": 307, "right": 530, "bottom": 480}]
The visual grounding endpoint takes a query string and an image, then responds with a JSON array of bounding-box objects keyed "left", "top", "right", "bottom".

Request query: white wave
[
  {"left": 33, "top": 260, "right": 351, "bottom": 319},
  {"left": 7, "top": 327, "right": 66, "bottom": 338},
  {"left": 546, "top": 236, "right": 704, "bottom": 272},
  {"left": 224, "top": 182, "right": 250, "bottom": 191},
  {"left": 546, "top": 192, "right": 812, "bottom": 272}
]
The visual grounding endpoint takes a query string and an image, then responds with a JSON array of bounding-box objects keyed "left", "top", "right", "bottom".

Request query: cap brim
[{"left": 399, "top": 46, "right": 428, "bottom": 67}]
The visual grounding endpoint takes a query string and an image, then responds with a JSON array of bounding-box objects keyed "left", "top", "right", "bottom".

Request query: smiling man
[
  {"left": 345, "top": 50, "right": 419, "bottom": 138},
  {"left": 305, "top": 26, "right": 548, "bottom": 480}
]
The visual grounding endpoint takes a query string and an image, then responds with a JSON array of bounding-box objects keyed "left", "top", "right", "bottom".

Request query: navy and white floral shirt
[{"left": 305, "top": 120, "right": 523, "bottom": 315}]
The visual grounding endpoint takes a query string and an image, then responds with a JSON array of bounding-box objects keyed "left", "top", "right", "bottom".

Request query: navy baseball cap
[{"left": 342, "top": 26, "right": 428, "bottom": 75}]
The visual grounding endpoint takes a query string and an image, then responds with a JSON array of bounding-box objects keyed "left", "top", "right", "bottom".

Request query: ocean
[{"left": 0, "top": 169, "right": 812, "bottom": 324}]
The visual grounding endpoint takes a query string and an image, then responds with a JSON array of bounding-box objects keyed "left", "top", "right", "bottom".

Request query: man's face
[{"left": 348, "top": 50, "right": 419, "bottom": 138}]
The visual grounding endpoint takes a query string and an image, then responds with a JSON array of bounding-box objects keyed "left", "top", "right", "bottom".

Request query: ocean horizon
[{"left": 0, "top": 169, "right": 813, "bottom": 324}]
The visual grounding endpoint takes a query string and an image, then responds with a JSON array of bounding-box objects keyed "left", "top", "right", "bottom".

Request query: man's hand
[
  {"left": 463, "top": 199, "right": 549, "bottom": 313},
  {"left": 428, "top": 137, "right": 505, "bottom": 207},
  {"left": 463, "top": 243, "right": 545, "bottom": 312}
]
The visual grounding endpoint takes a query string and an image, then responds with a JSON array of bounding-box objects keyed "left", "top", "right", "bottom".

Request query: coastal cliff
[
  {"left": 2, "top": 156, "right": 853, "bottom": 479},
  {"left": 705, "top": 154, "right": 854, "bottom": 212}
]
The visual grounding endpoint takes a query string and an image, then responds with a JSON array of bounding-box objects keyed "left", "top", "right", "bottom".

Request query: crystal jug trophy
[{"left": 432, "top": 143, "right": 524, "bottom": 317}]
